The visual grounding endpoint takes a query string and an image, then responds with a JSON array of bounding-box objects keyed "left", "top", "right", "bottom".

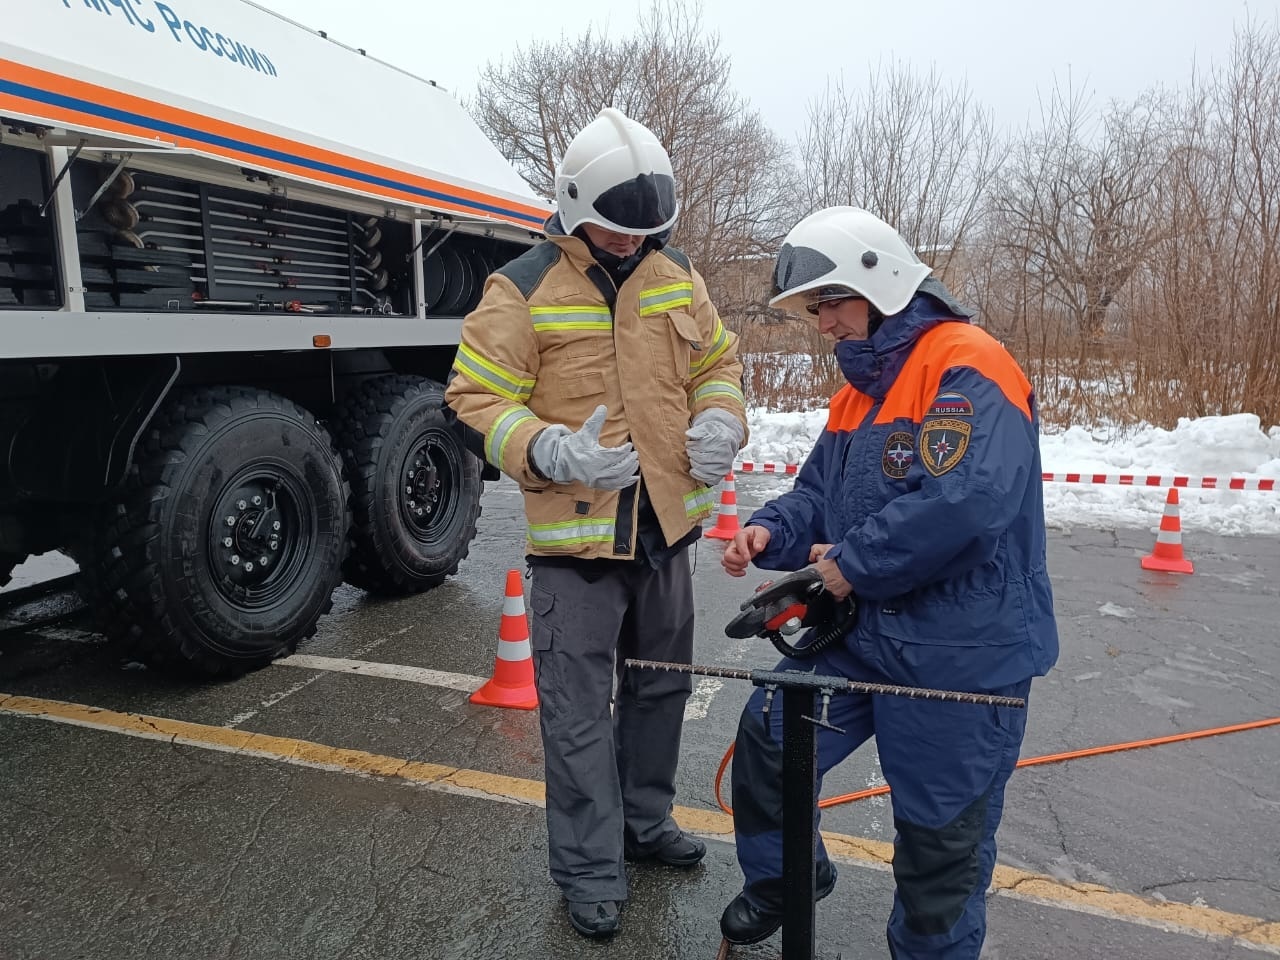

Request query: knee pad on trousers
[{"left": 892, "top": 792, "right": 989, "bottom": 935}]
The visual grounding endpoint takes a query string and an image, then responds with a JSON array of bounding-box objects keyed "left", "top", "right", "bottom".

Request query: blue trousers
[{"left": 730, "top": 642, "right": 1031, "bottom": 960}]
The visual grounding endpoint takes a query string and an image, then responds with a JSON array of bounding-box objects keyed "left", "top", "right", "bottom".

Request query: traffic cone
[
  {"left": 704, "top": 472, "right": 741, "bottom": 540},
  {"left": 470, "top": 569, "right": 539, "bottom": 710},
  {"left": 1140, "top": 488, "right": 1194, "bottom": 574}
]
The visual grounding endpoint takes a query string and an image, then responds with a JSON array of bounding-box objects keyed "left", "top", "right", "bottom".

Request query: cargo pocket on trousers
[{"left": 529, "top": 585, "right": 561, "bottom": 717}]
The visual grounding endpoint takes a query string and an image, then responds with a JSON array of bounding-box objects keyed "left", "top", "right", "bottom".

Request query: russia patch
[
  {"left": 929, "top": 391, "right": 973, "bottom": 417},
  {"left": 882, "top": 431, "right": 915, "bottom": 479},
  {"left": 920, "top": 418, "right": 972, "bottom": 476}
]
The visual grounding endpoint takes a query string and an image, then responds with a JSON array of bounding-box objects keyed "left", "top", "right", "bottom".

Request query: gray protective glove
[
  {"left": 685, "top": 408, "right": 745, "bottom": 485},
  {"left": 529, "top": 404, "right": 640, "bottom": 490}
]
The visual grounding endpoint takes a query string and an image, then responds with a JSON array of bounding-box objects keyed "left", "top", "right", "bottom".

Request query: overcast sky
[{"left": 255, "top": 0, "right": 1267, "bottom": 140}]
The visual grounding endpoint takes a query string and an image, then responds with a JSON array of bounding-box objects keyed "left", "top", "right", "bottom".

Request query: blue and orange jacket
[{"left": 748, "top": 281, "right": 1058, "bottom": 691}]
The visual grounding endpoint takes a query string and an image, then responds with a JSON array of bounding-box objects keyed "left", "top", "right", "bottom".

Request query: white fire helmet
[
  {"left": 770, "top": 206, "right": 932, "bottom": 317},
  {"left": 555, "top": 107, "right": 679, "bottom": 237}
]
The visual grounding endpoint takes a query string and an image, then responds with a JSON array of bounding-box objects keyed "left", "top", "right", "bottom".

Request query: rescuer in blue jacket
[{"left": 718, "top": 207, "right": 1059, "bottom": 958}]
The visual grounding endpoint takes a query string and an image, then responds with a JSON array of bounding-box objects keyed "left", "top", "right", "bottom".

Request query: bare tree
[
  {"left": 468, "top": 2, "right": 799, "bottom": 321},
  {"left": 796, "top": 62, "right": 1004, "bottom": 280},
  {"left": 989, "top": 83, "right": 1174, "bottom": 348},
  {"left": 1136, "top": 20, "right": 1280, "bottom": 425}
]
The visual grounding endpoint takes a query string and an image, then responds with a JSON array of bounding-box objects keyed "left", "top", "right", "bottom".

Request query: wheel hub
[
  {"left": 212, "top": 479, "right": 295, "bottom": 595},
  {"left": 402, "top": 437, "right": 451, "bottom": 537}
]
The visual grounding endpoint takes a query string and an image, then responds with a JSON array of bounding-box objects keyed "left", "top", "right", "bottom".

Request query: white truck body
[
  {"left": 1, "top": 0, "right": 551, "bottom": 357},
  {"left": 0, "top": 0, "right": 552, "bottom": 674}
]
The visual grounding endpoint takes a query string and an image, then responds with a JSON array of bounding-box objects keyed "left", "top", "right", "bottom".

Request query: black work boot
[
  {"left": 719, "top": 860, "right": 837, "bottom": 945},
  {"left": 567, "top": 900, "right": 621, "bottom": 938},
  {"left": 624, "top": 831, "right": 707, "bottom": 868}
]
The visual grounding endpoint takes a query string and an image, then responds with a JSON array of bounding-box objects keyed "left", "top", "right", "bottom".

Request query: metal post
[{"left": 780, "top": 688, "right": 818, "bottom": 960}]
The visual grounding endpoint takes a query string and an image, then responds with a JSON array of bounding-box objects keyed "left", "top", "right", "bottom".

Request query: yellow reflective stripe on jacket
[
  {"left": 530, "top": 305, "right": 613, "bottom": 332},
  {"left": 690, "top": 318, "right": 732, "bottom": 375},
  {"left": 684, "top": 485, "right": 717, "bottom": 517},
  {"left": 528, "top": 517, "right": 617, "bottom": 547},
  {"left": 485, "top": 406, "right": 538, "bottom": 468},
  {"left": 693, "top": 379, "right": 746, "bottom": 406},
  {"left": 638, "top": 282, "right": 694, "bottom": 316},
  {"left": 453, "top": 343, "right": 534, "bottom": 402}
]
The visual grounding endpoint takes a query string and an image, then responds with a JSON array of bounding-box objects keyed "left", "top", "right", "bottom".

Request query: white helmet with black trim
[
  {"left": 769, "top": 206, "right": 932, "bottom": 317},
  {"left": 555, "top": 107, "right": 679, "bottom": 237}
]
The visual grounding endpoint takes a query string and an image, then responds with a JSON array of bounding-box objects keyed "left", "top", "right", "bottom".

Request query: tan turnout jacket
[{"left": 445, "top": 220, "right": 748, "bottom": 559}]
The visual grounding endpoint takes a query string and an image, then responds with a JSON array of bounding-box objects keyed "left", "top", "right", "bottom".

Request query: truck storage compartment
[
  {"left": 64, "top": 160, "right": 525, "bottom": 317},
  {"left": 0, "top": 138, "right": 61, "bottom": 310}
]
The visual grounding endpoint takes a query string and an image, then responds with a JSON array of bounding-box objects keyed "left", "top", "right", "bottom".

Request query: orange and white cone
[
  {"left": 470, "top": 569, "right": 539, "bottom": 710},
  {"left": 1140, "top": 488, "right": 1194, "bottom": 574},
  {"left": 704, "top": 472, "right": 741, "bottom": 540}
]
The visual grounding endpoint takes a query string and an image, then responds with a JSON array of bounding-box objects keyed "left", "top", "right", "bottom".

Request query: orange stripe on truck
[{"left": 0, "top": 58, "right": 548, "bottom": 229}]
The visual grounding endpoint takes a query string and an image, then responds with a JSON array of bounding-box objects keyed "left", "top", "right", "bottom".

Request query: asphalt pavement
[{"left": 1, "top": 475, "right": 1277, "bottom": 960}]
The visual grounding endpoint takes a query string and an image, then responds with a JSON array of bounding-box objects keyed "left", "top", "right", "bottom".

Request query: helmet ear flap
[{"left": 771, "top": 243, "right": 795, "bottom": 298}]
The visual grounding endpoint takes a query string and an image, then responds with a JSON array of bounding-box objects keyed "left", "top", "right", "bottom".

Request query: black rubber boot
[
  {"left": 624, "top": 832, "right": 707, "bottom": 867},
  {"left": 720, "top": 860, "right": 836, "bottom": 945},
  {"left": 567, "top": 900, "right": 621, "bottom": 938}
]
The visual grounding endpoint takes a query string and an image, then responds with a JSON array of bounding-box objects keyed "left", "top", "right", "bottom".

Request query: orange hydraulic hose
[{"left": 712, "top": 715, "right": 1280, "bottom": 817}]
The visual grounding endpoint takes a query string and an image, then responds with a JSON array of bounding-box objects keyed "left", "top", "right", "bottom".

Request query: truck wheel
[
  {"left": 334, "top": 375, "right": 482, "bottom": 595},
  {"left": 88, "top": 387, "right": 350, "bottom": 675}
]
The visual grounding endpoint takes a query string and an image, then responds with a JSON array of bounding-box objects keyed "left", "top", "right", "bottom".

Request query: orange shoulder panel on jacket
[
  {"left": 874, "top": 323, "right": 1032, "bottom": 424},
  {"left": 826, "top": 384, "right": 876, "bottom": 433}
]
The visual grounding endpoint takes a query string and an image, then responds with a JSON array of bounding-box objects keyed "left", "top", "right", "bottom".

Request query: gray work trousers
[{"left": 528, "top": 550, "right": 695, "bottom": 903}]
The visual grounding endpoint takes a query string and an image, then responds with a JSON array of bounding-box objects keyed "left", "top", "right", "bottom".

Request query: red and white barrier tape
[
  {"left": 734, "top": 461, "right": 799, "bottom": 475},
  {"left": 1040, "top": 473, "right": 1276, "bottom": 490},
  {"left": 732, "top": 462, "right": 1276, "bottom": 491}
]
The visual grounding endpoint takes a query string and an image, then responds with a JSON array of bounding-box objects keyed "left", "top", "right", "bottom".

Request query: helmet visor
[
  {"left": 592, "top": 172, "right": 678, "bottom": 233},
  {"left": 804, "top": 286, "right": 864, "bottom": 316}
]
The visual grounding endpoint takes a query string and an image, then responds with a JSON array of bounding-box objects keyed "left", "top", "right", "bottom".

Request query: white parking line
[
  {"left": 274, "top": 654, "right": 484, "bottom": 693},
  {"left": 684, "top": 677, "right": 723, "bottom": 721}
]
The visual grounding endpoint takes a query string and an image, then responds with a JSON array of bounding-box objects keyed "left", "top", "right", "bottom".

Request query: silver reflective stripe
[
  {"left": 530, "top": 305, "right": 612, "bottom": 332},
  {"left": 486, "top": 406, "right": 538, "bottom": 468},
  {"left": 694, "top": 380, "right": 746, "bottom": 406},
  {"left": 691, "top": 319, "right": 731, "bottom": 373},
  {"left": 453, "top": 343, "right": 534, "bottom": 402},
  {"left": 684, "top": 486, "right": 716, "bottom": 517},
  {"left": 528, "top": 518, "right": 617, "bottom": 547},
  {"left": 638, "top": 282, "right": 694, "bottom": 316}
]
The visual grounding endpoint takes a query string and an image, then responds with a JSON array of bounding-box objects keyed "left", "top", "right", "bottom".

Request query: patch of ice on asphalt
[{"left": 1098, "top": 602, "right": 1135, "bottom": 619}]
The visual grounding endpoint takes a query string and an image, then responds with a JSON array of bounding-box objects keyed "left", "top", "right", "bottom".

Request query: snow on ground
[{"left": 740, "top": 411, "right": 1280, "bottom": 537}]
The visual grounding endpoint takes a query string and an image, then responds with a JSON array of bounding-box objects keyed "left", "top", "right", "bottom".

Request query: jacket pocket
[
  {"left": 523, "top": 487, "right": 617, "bottom": 555},
  {"left": 666, "top": 309, "right": 704, "bottom": 382},
  {"left": 561, "top": 370, "right": 606, "bottom": 398}
]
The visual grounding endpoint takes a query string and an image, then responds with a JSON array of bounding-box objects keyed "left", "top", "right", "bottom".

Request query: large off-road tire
[
  {"left": 333, "top": 375, "right": 482, "bottom": 595},
  {"left": 83, "top": 386, "right": 350, "bottom": 676}
]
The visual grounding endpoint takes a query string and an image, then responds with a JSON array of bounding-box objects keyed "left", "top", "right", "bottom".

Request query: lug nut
[
  {"left": 231, "top": 555, "right": 240, "bottom": 565},
  {"left": 252, "top": 495, "right": 262, "bottom": 506},
  {"left": 223, "top": 537, "right": 233, "bottom": 548},
  {"left": 244, "top": 562, "right": 255, "bottom": 572},
  {"left": 237, "top": 499, "right": 247, "bottom": 510},
  {"left": 272, "top": 521, "right": 281, "bottom": 531},
  {"left": 226, "top": 516, "right": 236, "bottom": 526}
]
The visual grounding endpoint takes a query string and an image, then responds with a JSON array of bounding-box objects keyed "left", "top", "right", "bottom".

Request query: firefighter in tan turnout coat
[{"left": 445, "top": 107, "right": 748, "bottom": 940}]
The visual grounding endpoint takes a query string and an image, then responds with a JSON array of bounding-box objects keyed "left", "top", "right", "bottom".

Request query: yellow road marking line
[{"left": 3, "top": 691, "right": 1278, "bottom": 953}]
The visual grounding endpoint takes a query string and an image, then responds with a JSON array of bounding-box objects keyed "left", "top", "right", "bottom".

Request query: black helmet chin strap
[{"left": 575, "top": 228, "right": 665, "bottom": 287}]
